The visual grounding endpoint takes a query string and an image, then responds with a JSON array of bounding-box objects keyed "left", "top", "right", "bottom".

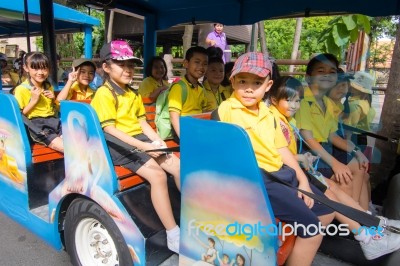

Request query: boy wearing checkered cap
[{"left": 211, "top": 52, "right": 335, "bottom": 266}]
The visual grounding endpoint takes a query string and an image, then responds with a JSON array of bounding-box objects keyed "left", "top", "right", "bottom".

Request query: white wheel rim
[{"left": 75, "top": 217, "right": 120, "bottom": 265}]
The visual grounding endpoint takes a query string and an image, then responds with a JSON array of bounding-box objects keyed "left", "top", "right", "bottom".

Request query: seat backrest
[
  {"left": 59, "top": 101, "right": 119, "bottom": 195},
  {"left": 180, "top": 117, "right": 278, "bottom": 265},
  {"left": 0, "top": 93, "right": 30, "bottom": 190}
]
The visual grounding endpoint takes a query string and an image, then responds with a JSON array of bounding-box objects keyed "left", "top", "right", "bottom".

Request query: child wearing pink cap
[{"left": 91, "top": 40, "right": 181, "bottom": 253}]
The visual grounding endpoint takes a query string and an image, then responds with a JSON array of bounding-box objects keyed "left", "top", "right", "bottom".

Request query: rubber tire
[{"left": 64, "top": 198, "right": 133, "bottom": 266}]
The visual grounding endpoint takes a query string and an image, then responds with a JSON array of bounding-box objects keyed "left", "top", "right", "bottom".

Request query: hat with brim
[
  {"left": 72, "top": 58, "right": 96, "bottom": 70},
  {"left": 350, "top": 71, "right": 374, "bottom": 94},
  {"left": 230, "top": 52, "right": 272, "bottom": 79},
  {"left": 100, "top": 40, "right": 142, "bottom": 65}
]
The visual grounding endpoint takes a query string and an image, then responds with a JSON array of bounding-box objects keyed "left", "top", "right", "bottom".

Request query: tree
[
  {"left": 372, "top": 19, "right": 400, "bottom": 181},
  {"left": 318, "top": 15, "right": 371, "bottom": 60}
]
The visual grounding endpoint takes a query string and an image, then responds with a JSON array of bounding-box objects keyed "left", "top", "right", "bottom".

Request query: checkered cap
[{"left": 230, "top": 52, "right": 272, "bottom": 78}]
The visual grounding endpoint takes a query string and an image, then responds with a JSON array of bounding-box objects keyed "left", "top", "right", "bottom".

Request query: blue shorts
[{"left": 261, "top": 165, "right": 334, "bottom": 238}]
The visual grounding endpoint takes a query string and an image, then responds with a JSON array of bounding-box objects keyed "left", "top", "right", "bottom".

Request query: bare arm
[
  {"left": 139, "top": 119, "right": 163, "bottom": 143},
  {"left": 57, "top": 68, "right": 78, "bottom": 101},
  {"left": 149, "top": 85, "right": 168, "bottom": 102},
  {"left": 22, "top": 87, "right": 41, "bottom": 115},
  {"left": 103, "top": 125, "right": 162, "bottom": 158},
  {"left": 301, "top": 129, "right": 352, "bottom": 183},
  {"left": 170, "top": 111, "right": 180, "bottom": 138},
  {"left": 278, "top": 146, "right": 314, "bottom": 208},
  {"left": 330, "top": 132, "right": 368, "bottom": 170}
]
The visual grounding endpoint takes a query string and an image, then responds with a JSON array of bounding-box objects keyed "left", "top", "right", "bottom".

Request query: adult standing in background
[{"left": 206, "top": 23, "right": 231, "bottom": 63}]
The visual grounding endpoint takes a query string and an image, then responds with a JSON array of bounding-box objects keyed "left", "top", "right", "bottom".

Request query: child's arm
[
  {"left": 139, "top": 120, "right": 164, "bottom": 144},
  {"left": 22, "top": 86, "right": 41, "bottom": 115},
  {"left": 170, "top": 111, "right": 180, "bottom": 138},
  {"left": 149, "top": 85, "right": 168, "bottom": 102},
  {"left": 56, "top": 68, "right": 78, "bottom": 101},
  {"left": 301, "top": 129, "right": 353, "bottom": 184},
  {"left": 103, "top": 125, "right": 163, "bottom": 158},
  {"left": 329, "top": 132, "right": 369, "bottom": 170},
  {"left": 278, "top": 146, "right": 314, "bottom": 208}
]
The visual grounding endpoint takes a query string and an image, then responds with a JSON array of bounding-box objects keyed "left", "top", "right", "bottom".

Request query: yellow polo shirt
[
  {"left": 67, "top": 82, "right": 95, "bottom": 100},
  {"left": 270, "top": 105, "right": 297, "bottom": 155},
  {"left": 138, "top": 76, "right": 169, "bottom": 98},
  {"left": 13, "top": 80, "right": 56, "bottom": 119},
  {"left": 168, "top": 77, "right": 207, "bottom": 116},
  {"left": 216, "top": 96, "right": 287, "bottom": 172},
  {"left": 295, "top": 87, "right": 338, "bottom": 143},
  {"left": 344, "top": 96, "right": 376, "bottom": 131},
  {"left": 203, "top": 80, "right": 231, "bottom": 111},
  {"left": 91, "top": 81, "right": 146, "bottom": 136}
]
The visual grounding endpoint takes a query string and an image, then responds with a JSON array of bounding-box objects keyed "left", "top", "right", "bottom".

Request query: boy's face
[
  {"left": 184, "top": 52, "right": 208, "bottom": 80},
  {"left": 206, "top": 62, "right": 224, "bottom": 85},
  {"left": 307, "top": 61, "right": 337, "bottom": 92},
  {"left": 231, "top": 72, "right": 273, "bottom": 111},
  {"left": 77, "top": 65, "right": 95, "bottom": 86}
]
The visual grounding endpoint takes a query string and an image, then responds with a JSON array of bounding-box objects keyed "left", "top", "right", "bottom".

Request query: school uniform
[
  {"left": 66, "top": 81, "right": 95, "bottom": 100},
  {"left": 213, "top": 96, "right": 333, "bottom": 238},
  {"left": 168, "top": 76, "right": 207, "bottom": 116},
  {"left": 13, "top": 80, "right": 61, "bottom": 146},
  {"left": 91, "top": 80, "right": 152, "bottom": 172},
  {"left": 295, "top": 87, "right": 348, "bottom": 178},
  {"left": 203, "top": 80, "right": 231, "bottom": 111},
  {"left": 138, "top": 76, "right": 168, "bottom": 98}
]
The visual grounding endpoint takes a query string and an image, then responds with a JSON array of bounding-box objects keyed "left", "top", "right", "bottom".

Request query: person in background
[
  {"left": 9, "top": 50, "right": 27, "bottom": 86},
  {"left": 56, "top": 53, "right": 68, "bottom": 84},
  {"left": 168, "top": 46, "right": 208, "bottom": 141},
  {"left": 138, "top": 56, "right": 169, "bottom": 102},
  {"left": 13, "top": 52, "right": 63, "bottom": 152},
  {"left": 0, "top": 53, "right": 12, "bottom": 86},
  {"left": 343, "top": 71, "right": 376, "bottom": 146},
  {"left": 206, "top": 23, "right": 231, "bottom": 63},
  {"left": 90, "top": 60, "right": 104, "bottom": 89},
  {"left": 221, "top": 61, "right": 235, "bottom": 95},
  {"left": 56, "top": 58, "right": 96, "bottom": 101},
  {"left": 203, "top": 56, "right": 230, "bottom": 111}
]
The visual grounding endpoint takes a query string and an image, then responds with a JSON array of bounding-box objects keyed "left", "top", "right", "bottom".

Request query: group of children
[{"left": 6, "top": 38, "right": 400, "bottom": 263}]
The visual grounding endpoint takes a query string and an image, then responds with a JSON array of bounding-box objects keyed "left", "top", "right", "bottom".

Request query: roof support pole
[
  {"left": 84, "top": 26, "right": 93, "bottom": 58},
  {"left": 143, "top": 14, "right": 156, "bottom": 75},
  {"left": 39, "top": 0, "right": 58, "bottom": 85},
  {"left": 23, "top": 0, "right": 31, "bottom": 52}
]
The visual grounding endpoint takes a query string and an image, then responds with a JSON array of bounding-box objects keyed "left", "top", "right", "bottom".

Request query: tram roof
[{"left": 0, "top": 0, "right": 100, "bottom": 37}]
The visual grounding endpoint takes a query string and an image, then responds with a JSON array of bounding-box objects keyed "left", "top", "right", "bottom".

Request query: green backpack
[{"left": 155, "top": 80, "right": 188, "bottom": 140}]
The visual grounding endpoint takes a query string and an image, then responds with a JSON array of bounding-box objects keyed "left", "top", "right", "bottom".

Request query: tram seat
[
  {"left": 31, "top": 144, "right": 64, "bottom": 164},
  {"left": 276, "top": 220, "right": 297, "bottom": 265}
]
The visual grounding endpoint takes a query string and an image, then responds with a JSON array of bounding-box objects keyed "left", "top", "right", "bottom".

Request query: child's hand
[
  {"left": 144, "top": 142, "right": 163, "bottom": 158},
  {"left": 43, "top": 90, "right": 54, "bottom": 99},
  {"left": 331, "top": 160, "right": 352, "bottom": 184},
  {"left": 298, "top": 182, "right": 314, "bottom": 208},
  {"left": 30, "top": 86, "right": 42, "bottom": 102},
  {"left": 68, "top": 67, "right": 79, "bottom": 82},
  {"left": 354, "top": 150, "right": 369, "bottom": 171}
]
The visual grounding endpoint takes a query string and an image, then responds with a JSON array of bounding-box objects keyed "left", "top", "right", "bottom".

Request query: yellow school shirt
[
  {"left": 67, "top": 82, "right": 95, "bottom": 100},
  {"left": 203, "top": 80, "right": 231, "bottom": 111},
  {"left": 13, "top": 80, "right": 56, "bottom": 119},
  {"left": 91, "top": 81, "right": 146, "bottom": 136},
  {"left": 270, "top": 105, "right": 297, "bottom": 155},
  {"left": 138, "top": 76, "right": 169, "bottom": 98},
  {"left": 216, "top": 96, "right": 287, "bottom": 172},
  {"left": 295, "top": 87, "right": 338, "bottom": 143},
  {"left": 168, "top": 76, "right": 207, "bottom": 116},
  {"left": 344, "top": 96, "right": 376, "bottom": 131}
]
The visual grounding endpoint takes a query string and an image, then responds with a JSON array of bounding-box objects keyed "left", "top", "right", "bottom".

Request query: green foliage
[
  {"left": 318, "top": 15, "right": 371, "bottom": 59},
  {"left": 263, "top": 16, "right": 332, "bottom": 71}
]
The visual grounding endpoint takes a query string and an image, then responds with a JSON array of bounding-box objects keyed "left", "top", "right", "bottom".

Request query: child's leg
[
  {"left": 286, "top": 235, "right": 322, "bottom": 266},
  {"left": 156, "top": 154, "right": 180, "bottom": 190},
  {"left": 347, "top": 158, "right": 369, "bottom": 210},
  {"left": 49, "top": 136, "right": 64, "bottom": 152},
  {"left": 136, "top": 159, "right": 177, "bottom": 230},
  {"left": 325, "top": 178, "right": 366, "bottom": 211}
]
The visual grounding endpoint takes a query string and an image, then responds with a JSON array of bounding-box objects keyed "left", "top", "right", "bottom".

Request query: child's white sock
[
  {"left": 354, "top": 228, "right": 372, "bottom": 244},
  {"left": 166, "top": 225, "right": 180, "bottom": 240}
]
